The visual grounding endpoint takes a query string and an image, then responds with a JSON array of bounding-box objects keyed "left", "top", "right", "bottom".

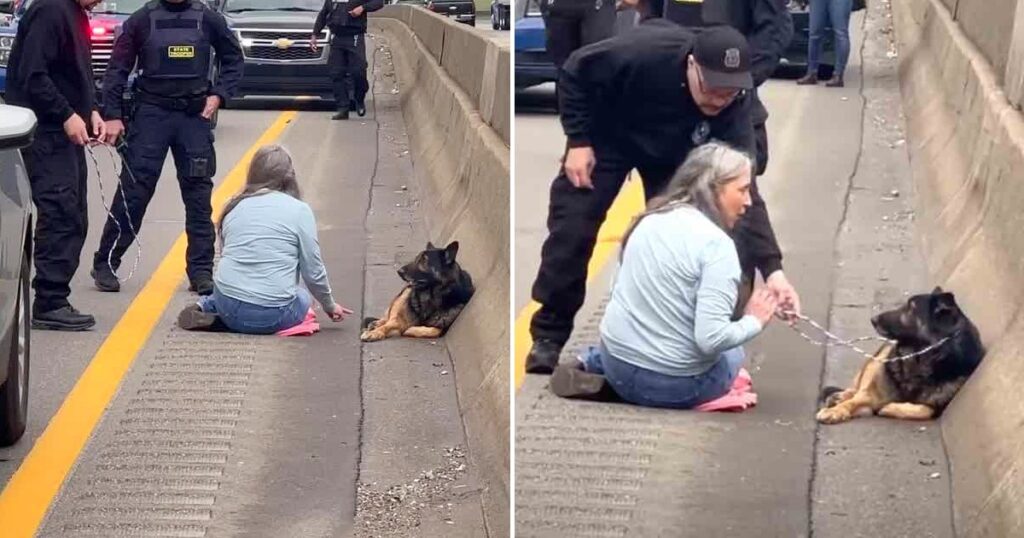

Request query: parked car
[
  {"left": 0, "top": 102, "right": 35, "bottom": 447},
  {"left": 513, "top": 0, "right": 555, "bottom": 90},
  {"left": 491, "top": 0, "right": 509, "bottom": 30},
  {"left": 426, "top": 0, "right": 475, "bottom": 26}
]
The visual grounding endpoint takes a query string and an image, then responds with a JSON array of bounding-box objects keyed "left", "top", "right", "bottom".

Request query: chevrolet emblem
[{"left": 273, "top": 38, "right": 294, "bottom": 49}]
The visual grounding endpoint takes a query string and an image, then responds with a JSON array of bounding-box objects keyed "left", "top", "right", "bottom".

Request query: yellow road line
[
  {"left": 0, "top": 111, "right": 298, "bottom": 537},
  {"left": 513, "top": 176, "right": 646, "bottom": 389}
]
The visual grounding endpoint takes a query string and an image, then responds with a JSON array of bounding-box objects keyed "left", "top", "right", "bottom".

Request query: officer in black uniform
[
  {"left": 312, "top": 0, "right": 384, "bottom": 120},
  {"left": 525, "top": 23, "right": 800, "bottom": 374},
  {"left": 659, "top": 0, "right": 794, "bottom": 321},
  {"left": 92, "top": 0, "right": 243, "bottom": 296},
  {"left": 6, "top": 0, "right": 105, "bottom": 331},
  {"left": 541, "top": 0, "right": 617, "bottom": 82}
]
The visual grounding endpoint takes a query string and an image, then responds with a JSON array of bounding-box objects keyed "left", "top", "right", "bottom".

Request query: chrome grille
[
  {"left": 238, "top": 29, "right": 326, "bottom": 41},
  {"left": 236, "top": 28, "right": 328, "bottom": 63},
  {"left": 91, "top": 34, "right": 115, "bottom": 77}
]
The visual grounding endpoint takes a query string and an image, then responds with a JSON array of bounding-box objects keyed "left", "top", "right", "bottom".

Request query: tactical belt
[{"left": 136, "top": 92, "right": 206, "bottom": 114}]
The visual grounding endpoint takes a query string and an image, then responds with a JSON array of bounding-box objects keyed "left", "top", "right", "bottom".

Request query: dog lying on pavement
[
  {"left": 816, "top": 287, "right": 984, "bottom": 424},
  {"left": 360, "top": 241, "right": 474, "bottom": 342}
]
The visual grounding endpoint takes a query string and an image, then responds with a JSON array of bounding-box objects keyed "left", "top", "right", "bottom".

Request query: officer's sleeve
[
  {"left": 748, "top": 0, "right": 793, "bottom": 87},
  {"left": 715, "top": 95, "right": 783, "bottom": 276},
  {"left": 363, "top": 0, "right": 385, "bottom": 13},
  {"left": 12, "top": 6, "right": 74, "bottom": 124},
  {"left": 560, "top": 41, "right": 620, "bottom": 148},
  {"left": 208, "top": 11, "right": 244, "bottom": 103},
  {"left": 313, "top": 0, "right": 331, "bottom": 34},
  {"left": 101, "top": 13, "right": 142, "bottom": 120}
]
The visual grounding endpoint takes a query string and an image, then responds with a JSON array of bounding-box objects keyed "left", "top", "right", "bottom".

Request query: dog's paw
[
  {"left": 816, "top": 406, "right": 852, "bottom": 425},
  {"left": 360, "top": 330, "right": 384, "bottom": 342}
]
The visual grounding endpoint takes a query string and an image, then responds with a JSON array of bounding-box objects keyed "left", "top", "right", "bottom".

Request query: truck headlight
[{"left": 0, "top": 36, "right": 14, "bottom": 68}]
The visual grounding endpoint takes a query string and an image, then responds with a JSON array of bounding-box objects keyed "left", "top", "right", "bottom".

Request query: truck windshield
[{"left": 224, "top": 0, "right": 323, "bottom": 12}]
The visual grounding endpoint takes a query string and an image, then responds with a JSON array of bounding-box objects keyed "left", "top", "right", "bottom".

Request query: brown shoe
[
  {"left": 549, "top": 364, "right": 618, "bottom": 401},
  {"left": 177, "top": 304, "right": 226, "bottom": 331},
  {"left": 825, "top": 75, "right": 845, "bottom": 87},
  {"left": 796, "top": 73, "right": 818, "bottom": 85}
]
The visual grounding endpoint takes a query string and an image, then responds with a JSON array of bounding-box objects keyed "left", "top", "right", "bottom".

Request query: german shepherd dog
[
  {"left": 816, "top": 287, "right": 985, "bottom": 424},
  {"left": 360, "top": 241, "right": 475, "bottom": 342}
]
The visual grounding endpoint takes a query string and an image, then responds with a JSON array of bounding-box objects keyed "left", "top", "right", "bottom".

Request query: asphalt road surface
[
  {"left": 0, "top": 35, "right": 486, "bottom": 538},
  {"left": 515, "top": 5, "right": 957, "bottom": 537}
]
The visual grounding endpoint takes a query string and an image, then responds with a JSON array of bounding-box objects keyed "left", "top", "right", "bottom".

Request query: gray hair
[
  {"left": 621, "top": 141, "right": 752, "bottom": 258},
  {"left": 217, "top": 144, "right": 302, "bottom": 242}
]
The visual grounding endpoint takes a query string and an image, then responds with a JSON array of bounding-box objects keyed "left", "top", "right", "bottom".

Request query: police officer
[
  {"left": 312, "top": 0, "right": 384, "bottom": 120},
  {"left": 92, "top": 0, "right": 243, "bottom": 296},
  {"left": 658, "top": 0, "right": 794, "bottom": 319},
  {"left": 6, "top": 0, "right": 105, "bottom": 331},
  {"left": 541, "top": 0, "right": 617, "bottom": 84},
  {"left": 525, "top": 23, "right": 801, "bottom": 374}
]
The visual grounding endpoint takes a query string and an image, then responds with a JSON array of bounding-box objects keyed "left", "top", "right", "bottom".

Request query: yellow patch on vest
[{"left": 167, "top": 46, "right": 195, "bottom": 58}]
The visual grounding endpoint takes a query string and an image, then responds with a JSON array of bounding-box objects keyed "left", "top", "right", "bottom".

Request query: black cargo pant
[
  {"left": 529, "top": 144, "right": 777, "bottom": 346},
  {"left": 21, "top": 130, "right": 88, "bottom": 314},
  {"left": 330, "top": 32, "right": 369, "bottom": 111},
  {"left": 95, "top": 102, "right": 216, "bottom": 283},
  {"left": 541, "top": 0, "right": 617, "bottom": 72}
]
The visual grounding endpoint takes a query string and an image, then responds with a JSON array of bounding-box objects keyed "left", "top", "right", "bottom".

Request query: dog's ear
[
  {"left": 932, "top": 286, "right": 944, "bottom": 294},
  {"left": 931, "top": 293, "right": 960, "bottom": 328},
  {"left": 444, "top": 241, "right": 459, "bottom": 264},
  {"left": 426, "top": 241, "right": 436, "bottom": 250}
]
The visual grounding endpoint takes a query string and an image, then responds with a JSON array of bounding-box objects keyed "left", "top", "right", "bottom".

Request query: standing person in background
[
  {"left": 5, "top": 0, "right": 105, "bottom": 331},
  {"left": 541, "top": 0, "right": 617, "bottom": 92},
  {"left": 312, "top": 0, "right": 385, "bottom": 121},
  {"left": 796, "top": 0, "right": 852, "bottom": 87}
]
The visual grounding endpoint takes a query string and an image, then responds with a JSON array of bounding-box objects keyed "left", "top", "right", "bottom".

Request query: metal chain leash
[
  {"left": 775, "top": 309, "right": 952, "bottom": 363},
  {"left": 85, "top": 140, "right": 143, "bottom": 283}
]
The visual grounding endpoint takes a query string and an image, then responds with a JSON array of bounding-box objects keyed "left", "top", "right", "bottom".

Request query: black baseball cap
[{"left": 692, "top": 25, "right": 753, "bottom": 90}]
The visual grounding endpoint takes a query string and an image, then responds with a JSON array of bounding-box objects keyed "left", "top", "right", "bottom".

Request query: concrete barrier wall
[
  {"left": 892, "top": 0, "right": 1024, "bottom": 535},
  {"left": 370, "top": 7, "right": 509, "bottom": 537},
  {"left": 953, "top": 0, "right": 1018, "bottom": 82}
]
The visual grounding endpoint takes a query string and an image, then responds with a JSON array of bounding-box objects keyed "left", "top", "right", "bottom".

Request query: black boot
[
  {"left": 525, "top": 339, "right": 563, "bottom": 374},
  {"left": 332, "top": 108, "right": 350, "bottom": 120},
  {"left": 355, "top": 100, "right": 366, "bottom": 117},
  {"left": 91, "top": 266, "right": 120, "bottom": 292},
  {"left": 188, "top": 275, "right": 214, "bottom": 296},
  {"left": 32, "top": 305, "right": 95, "bottom": 331}
]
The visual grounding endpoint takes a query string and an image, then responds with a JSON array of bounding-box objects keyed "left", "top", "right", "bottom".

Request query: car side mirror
[{"left": 0, "top": 104, "right": 37, "bottom": 150}]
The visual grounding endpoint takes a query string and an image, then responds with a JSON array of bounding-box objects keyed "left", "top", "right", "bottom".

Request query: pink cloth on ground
[
  {"left": 694, "top": 368, "right": 758, "bottom": 412},
  {"left": 277, "top": 309, "right": 320, "bottom": 337}
]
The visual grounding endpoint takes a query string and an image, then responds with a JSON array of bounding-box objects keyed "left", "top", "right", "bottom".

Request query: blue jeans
[
  {"left": 583, "top": 343, "right": 745, "bottom": 409},
  {"left": 198, "top": 287, "right": 312, "bottom": 335},
  {"left": 808, "top": 0, "right": 852, "bottom": 76}
]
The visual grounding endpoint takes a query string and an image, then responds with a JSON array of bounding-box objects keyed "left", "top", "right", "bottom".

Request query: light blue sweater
[
  {"left": 213, "top": 191, "right": 336, "bottom": 311},
  {"left": 600, "top": 205, "right": 763, "bottom": 377}
]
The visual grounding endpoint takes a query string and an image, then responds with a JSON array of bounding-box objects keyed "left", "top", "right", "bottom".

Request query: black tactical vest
[{"left": 139, "top": 1, "right": 211, "bottom": 80}]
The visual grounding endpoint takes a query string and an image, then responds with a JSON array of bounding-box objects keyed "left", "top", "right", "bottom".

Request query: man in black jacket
[
  {"left": 91, "top": 0, "right": 243, "bottom": 296},
  {"left": 525, "top": 23, "right": 800, "bottom": 374},
  {"left": 5, "top": 0, "right": 105, "bottom": 330},
  {"left": 312, "top": 0, "right": 385, "bottom": 120}
]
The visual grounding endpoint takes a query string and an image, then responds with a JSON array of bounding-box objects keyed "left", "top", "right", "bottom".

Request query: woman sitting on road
[
  {"left": 552, "top": 142, "right": 781, "bottom": 408},
  {"left": 178, "top": 144, "right": 353, "bottom": 334}
]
